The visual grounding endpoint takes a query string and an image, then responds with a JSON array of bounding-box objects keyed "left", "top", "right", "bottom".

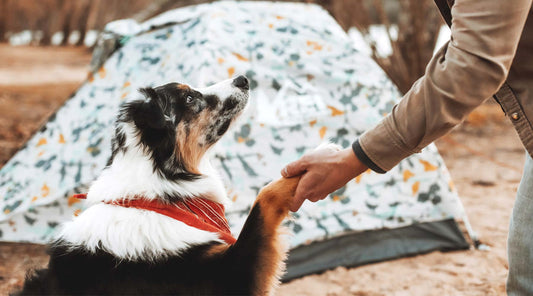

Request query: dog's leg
[{"left": 234, "top": 176, "right": 300, "bottom": 296}]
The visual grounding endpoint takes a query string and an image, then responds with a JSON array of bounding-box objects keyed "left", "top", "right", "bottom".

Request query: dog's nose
[{"left": 232, "top": 75, "right": 249, "bottom": 90}]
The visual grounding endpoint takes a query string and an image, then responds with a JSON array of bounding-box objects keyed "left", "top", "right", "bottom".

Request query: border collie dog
[{"left": 17, "top": 76, "right": 300, "bottom": 295}]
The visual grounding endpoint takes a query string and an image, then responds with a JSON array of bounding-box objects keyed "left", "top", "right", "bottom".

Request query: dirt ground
[{"left": 0, "top": 45, "right": 525, "bottom": 296}]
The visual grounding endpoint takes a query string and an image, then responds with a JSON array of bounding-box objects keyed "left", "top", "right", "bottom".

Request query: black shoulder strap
[{"left": 434, "top": 0, "right": 453, "bottom": 27}]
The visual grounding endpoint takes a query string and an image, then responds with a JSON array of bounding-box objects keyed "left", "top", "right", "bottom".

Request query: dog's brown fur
[
  {"left": 203, "top": 176, "right": 300, "bottom": 295},
  {"left": 252, "top": 176, "right": 300, "bottom": 294}
]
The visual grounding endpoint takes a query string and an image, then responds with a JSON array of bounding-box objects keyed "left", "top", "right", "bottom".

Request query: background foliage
[{"left": 0, "top": 0, "right": 443, "bottom": 93}]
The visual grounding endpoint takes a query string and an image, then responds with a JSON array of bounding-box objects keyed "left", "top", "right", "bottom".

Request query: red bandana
[{"left": 73, "top": 193, "right": 236, "bottom": 244}]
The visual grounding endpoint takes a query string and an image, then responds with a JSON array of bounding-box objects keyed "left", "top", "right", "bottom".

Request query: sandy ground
[
  {"left": 0, "top": 45, "right": 525, "bottom": 295},
  {"left": 0, "top": 45, "right": 92, "bottom": 167}
]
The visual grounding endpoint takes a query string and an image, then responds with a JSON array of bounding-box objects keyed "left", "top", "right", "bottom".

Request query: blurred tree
[
  {"left": 60, "top": 0, "right": 73, "bottom": 46},
  {"left": 36, "top": 1, "right": 52, "bottom": 45},
  {"left": 76, "top": 1, "right": 93, "bottom": 46},
  {"left": 89, "top": 0, "right": 107, "bottom": 32},
  {"left": 330, "top": 0, "right": 442, "bottom": 94},
  {"left": 0, "top": 0, "right": 442, "bottom": 94},
  {"left": 0, "top": 0, "right": 6, "bottom": 42}
]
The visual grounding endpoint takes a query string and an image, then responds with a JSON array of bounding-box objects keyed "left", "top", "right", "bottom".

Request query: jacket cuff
[
  {"left": 358, "top": 115, "right": 417, "bottom": 172},
  {"left": 352, "top": 139, "right": 386, "bottom": 174}
]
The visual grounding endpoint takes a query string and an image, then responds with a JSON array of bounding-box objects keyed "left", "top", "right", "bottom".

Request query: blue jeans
[{"left": 507, "top": 153, "right": 533, "bottom": 295}]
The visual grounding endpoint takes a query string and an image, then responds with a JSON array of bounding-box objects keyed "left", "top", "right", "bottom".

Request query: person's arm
[
  {"left": 356, "top": 0, "right": 532, "bottom": 172},
  {"left": 283, "top": 0, "right": 532, "bottom": 211}
]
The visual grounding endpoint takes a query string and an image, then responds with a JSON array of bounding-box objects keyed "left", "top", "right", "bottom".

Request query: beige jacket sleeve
[{"left": 355, "top": 0, "right": 532, "bottom": 172}]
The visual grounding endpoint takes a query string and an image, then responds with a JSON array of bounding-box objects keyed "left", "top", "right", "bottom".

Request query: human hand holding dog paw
[{"left": 281, "top": 146, "right": 368, "bottom": 212}]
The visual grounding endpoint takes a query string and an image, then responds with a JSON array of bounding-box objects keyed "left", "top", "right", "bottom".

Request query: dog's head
[{"left": 112, "top": 76, "right": 249, "bottom": 180}]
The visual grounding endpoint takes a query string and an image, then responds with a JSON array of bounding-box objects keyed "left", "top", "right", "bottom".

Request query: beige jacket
[{"left": 353, "top": 0, "right": 533, "bottom": 173}]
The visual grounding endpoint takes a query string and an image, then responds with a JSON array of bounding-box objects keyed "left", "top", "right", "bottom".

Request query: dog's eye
[{"left": 186, "top": 96, "right": 194, "bottom": 104}]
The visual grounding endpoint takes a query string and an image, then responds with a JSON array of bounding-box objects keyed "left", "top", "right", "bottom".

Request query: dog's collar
[{"left": 73, "top": 194, "right": 236, "bottom": 244}]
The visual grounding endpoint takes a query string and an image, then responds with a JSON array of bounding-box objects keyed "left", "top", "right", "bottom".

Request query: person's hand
[{"left": 281, "top": 144, "right": 368, "bottom": 212}]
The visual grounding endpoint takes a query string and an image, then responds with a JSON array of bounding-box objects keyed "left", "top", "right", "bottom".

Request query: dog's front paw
[{"left": 255, "top": 176, "right": 301, "bottom": 224}]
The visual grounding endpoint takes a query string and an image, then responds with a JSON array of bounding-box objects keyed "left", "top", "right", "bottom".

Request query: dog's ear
[{"left": 134, "top": 87, "right": 167, "bottom": 130}]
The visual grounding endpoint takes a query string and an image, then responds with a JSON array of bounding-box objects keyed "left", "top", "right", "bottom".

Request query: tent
[{"left": 0, "top": 1, "right": 471, "bottom": 280}]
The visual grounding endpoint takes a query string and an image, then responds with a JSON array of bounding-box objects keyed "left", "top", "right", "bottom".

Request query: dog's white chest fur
[
  {"left": 58, "top": 203, "right": 222, "bottom": 260},
  {"left": 57, "top": 138, "right": 229, "bottom": 261}
]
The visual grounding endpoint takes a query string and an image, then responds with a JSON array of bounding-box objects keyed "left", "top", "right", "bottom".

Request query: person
[{"left": 281, "top": 0, "right": 533, "bottom": 294}]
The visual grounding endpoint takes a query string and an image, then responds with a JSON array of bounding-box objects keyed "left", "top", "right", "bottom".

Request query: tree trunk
[
  {"left": 61, "top": 0, "right": 73, "bottom": 46},
  {"left": 76, "top": 0, "right": 92, "bottom": 46},
  {"left": 40, "top": 15, "right": 52, "bottom": 46},
  {"left": 0, "top": 0, "right": 7, "bottom": 42}
]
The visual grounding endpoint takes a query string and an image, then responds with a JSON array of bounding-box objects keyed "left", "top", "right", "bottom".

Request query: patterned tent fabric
[{"left": 0, "top": 1, "right": 466, "bottom": 250}]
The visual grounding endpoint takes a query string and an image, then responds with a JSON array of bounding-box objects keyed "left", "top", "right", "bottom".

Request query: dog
[{"left": 16, "top": 75, "right": 300, "bottom": 295}]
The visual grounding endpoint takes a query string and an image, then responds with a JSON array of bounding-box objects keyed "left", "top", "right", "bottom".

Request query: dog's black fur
[{"left": 17, "top": 205, "right": 268, "bottom": 295}]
